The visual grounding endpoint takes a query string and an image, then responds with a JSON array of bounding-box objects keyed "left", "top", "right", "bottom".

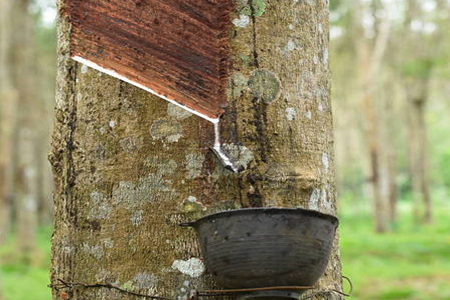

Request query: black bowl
[{"left": 182, "top": 208, "right": 338, "bottom": 297}]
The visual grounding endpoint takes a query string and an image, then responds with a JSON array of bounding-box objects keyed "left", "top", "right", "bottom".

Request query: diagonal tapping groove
[{"left": 64, "top": 0, "right": 235, "bottom": 121}]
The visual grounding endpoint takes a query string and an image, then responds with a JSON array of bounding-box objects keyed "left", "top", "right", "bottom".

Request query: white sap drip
[
  {"left": 72, "top": 56, "right": 238, "bottom": 172},
  {"left": 213, "top": 122, "right": 238, "bottom": 172}
]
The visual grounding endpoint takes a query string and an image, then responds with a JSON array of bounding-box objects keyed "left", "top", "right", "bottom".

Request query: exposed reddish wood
[{"left": 63, "top": 0, "right": 234, "bottom": 119}]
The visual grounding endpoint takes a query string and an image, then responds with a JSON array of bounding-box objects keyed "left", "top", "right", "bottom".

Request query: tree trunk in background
[
  {"left": 384, "top": 103, "right": 398, "bottom": 227},
  {"left": 36, "top": 16, "right": 57, "bottom": 227},
  {"left": 35, "top": 55, "right": 55, "bottom": 226},
  {"left": 406, "top": 80, "right": 432, "bottom": 224},
  {"left": 37, "top": 134, "right": 54, "bottom": 226},
  {"left": 0, "top": 0, "right": 10, "bottom": 243},
  {"left": 15, "top": 128, "right": 39, "bottom": 262},
  {"left": 0, "top": 91, "right": 15, "bottom": 243},
  {"left": 381, "top": 79, "right": 398, "bottom": 227},
  {"left": 0, "top": 277, "right": 4, "bottom": 300},
  {"left": 355, "top": 0, "right": 391, "bottom": 233},
  {"left": 51, "top": 1, "right": 342, "bottom": 300},
  {"left": 10, "top": 0, "right": 39, "bottom": 261},
  {"left": 402, "top": 0, "right": 433, "bottom": 225},
  {"left": 0, "top": 0, "right": 19, "bottom": 244}
]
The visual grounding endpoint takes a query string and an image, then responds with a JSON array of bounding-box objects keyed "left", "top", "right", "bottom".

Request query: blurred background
[{"left": 0, "top": 0, "right": 449, "bottom": 299}]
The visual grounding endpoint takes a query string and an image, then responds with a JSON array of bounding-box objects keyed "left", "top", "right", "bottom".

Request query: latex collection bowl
[{"left": 181, "top": 208, "right": 338, "bottom": 298}]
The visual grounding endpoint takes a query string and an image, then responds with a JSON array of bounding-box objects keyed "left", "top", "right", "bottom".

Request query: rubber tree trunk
[
  {"left": 0, "top": 0, "right": 35, "bottom": 244},
  {"left": 355, "top": 0, "right": 391, "bottom": 233},
  {"left": 383, "top": 100, "right": 398, "bottom": 227},
  {"left": 35, "top": 17, "right": 57, "bottom": 227},
  {"left": 0, "top": 278, "right": 4, "bottom": 300},
  {"left": 8, "top": 0, "right": 39, "bottom": 262},
  {"left": 402, "top": 0, "right": 433, "bottom": 225},
  {"left": 379, "top": 79, "right": 398, "bottom": 228},
  {"left": 0, "top": 0, "right": 16, "bottom": 244},
  {"left": 406, "top": 80, "right": 432, "bottom": 224},
  {"left": 35, "top": 51, "right": 55, "bottom": 227},
  {"left": 50, "top": 1, "right": 342, "bottom": 299}
]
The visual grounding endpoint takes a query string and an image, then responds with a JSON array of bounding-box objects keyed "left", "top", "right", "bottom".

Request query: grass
[
  {"left": 1, "top": 204, "right": 449, "bottom": 300},
  {"left": 0, "top": 227, "right": 52, "bottom": 300},
  {"left": 340, "top": 201, "right": 450, "bottom": 300}
]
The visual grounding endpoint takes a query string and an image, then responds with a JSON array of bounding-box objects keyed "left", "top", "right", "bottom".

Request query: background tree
[
  {"left": 8, "top": 0, "right": 40, "bottom": 263},
  {"left": 354, "top": 0, "right": 392, "bottom": 233},
  {"left": 399, "top": 0, "right": 449, "bottom": 225},
  {"left": 331, "top": 0, "right": 450, "bottom": 232},
  {"left": 32, "top": 0, "right": 57, "bottom": 226},
  {"left": 0, "top": 0, "right": 54, "bottom": 257},
  {"left": 50, "top": 0, "right": 343, "bottom": 299},
  {"left": 0, "top": 279, "right": 4, "bottom": 300},
  {"left": 0, "top": 0, "right": 18, "bottom": 244}
]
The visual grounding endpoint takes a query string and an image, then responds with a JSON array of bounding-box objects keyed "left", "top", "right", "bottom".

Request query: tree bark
[
  {"left": 380, "top": 78, "right": 398, "bottom": 227},
  {"left": 35, "top": 16, "right": 57, "bottom": 227},
  {"left": 383, "top": 104, "right": 398, "bottom": 227},
  {"left": 8, "top": 0, "right": 40, "bottom": 262},
  {"left": 0, "top": 277, "right": 4, "bottom": 300},
  {"left": 402, "top": 0, "right": 433, "bottom": 225},
  {"left": 355, "top": 0, "right": 391, "bottom": 233},
  {"left": 51, "top": 1, "right": 342, "bottom": 300},
  {"left": 406, "top": 80, "right": 432, "bottom": 224},
  {"left": 0, "top": 0, "right": 19, "bottom": 244},
  {"left": 0, "top": 0, "right": 11, "bottom": 244}
]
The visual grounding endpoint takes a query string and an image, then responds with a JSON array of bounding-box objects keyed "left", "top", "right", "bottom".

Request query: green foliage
[
  {"left": 438, "top": 151, "right": 450, "bottom": 188},
  {"left": 337, "top": 163, "right": 366, "bottom": 199},
  {"left": 401, "top": 59, "right": 434, "bottom": 79},
  {"left": 428, "top": 97, "right": 450, "bottom": 190}
]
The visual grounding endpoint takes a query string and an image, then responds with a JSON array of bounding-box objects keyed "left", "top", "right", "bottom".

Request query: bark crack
[
  {"left": 249, "top": 0, "right": 267, "bottom": 165},
  {"left": 51, "top": 9, "right": 81, "bottom": 297},
  {"left": 65, "top": 63, "right": 78, "bottom": 220},
  {"left": 118, "top": 80, "right": 125, "bottom": 100},
  {"left": 253, "top": 99, "right": 268, "bottom": 163},
  {"left": 248, "top": 0, "right": 260, "bottom": 68}
]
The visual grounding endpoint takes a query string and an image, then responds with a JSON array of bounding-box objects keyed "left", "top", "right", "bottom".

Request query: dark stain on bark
[
  {"left": 251, "top": 97, "right": 268, "bottom": 163},
  {"left": 63, "top": 63, "right": 80, "bottom": 225},
  {"left": 248, "top": 0, "right": 260, "bottom": 68}
]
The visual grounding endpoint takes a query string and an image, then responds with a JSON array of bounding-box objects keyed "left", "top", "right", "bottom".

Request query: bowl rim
[{"left": 188, "top": 207, "right": 339, "bottom": 227}]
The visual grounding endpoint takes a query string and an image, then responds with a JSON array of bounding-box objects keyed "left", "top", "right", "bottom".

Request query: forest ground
[
  {"left": 341, "top": 198, "right": 450, "bottom": 300},
  {"left": 1, "top": 200, "right": 449, "bottom": 300}
]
